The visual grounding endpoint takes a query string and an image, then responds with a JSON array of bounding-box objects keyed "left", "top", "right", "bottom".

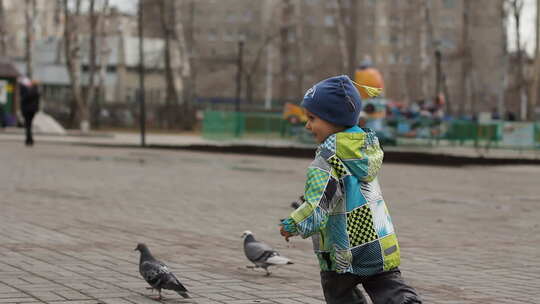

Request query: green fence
[
  {"left": 536, "top": 124, "right": 540, "bottom": 147},
  {"left": 203, "top": 110, "right": 540, "bottom": 149},
  {"left": 202, "top": 110, "right": 287, "bottom": 140},
  {"left": 444, "top": 121, "right": 502, "bottom": 145}
]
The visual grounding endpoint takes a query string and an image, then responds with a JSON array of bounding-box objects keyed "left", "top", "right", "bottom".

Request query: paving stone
[{"left": 1, "top": 143, "right": 539, "bottom": 304}]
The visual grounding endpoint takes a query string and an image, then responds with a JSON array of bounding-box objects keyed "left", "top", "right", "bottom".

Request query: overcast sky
[{"left": 109, "top": 0, "right": 537, "bottom": 56}]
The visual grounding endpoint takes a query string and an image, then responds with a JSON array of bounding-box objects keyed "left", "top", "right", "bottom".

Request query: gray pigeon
[
  {"left": 134, "top": 243, "right": 190, "bottom": 300},
  {"left": 241, "top": 231, "right": 293, "bottom": 276}
]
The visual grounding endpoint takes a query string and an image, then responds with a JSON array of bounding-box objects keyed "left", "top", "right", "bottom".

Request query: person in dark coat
[{"left": 20, "top": 79, "right": 40, "bottom": 146}]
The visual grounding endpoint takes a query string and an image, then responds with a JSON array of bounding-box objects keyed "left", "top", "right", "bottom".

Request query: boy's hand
[{"left": 279, "top": 225, "right": 294, "bottom": 242}]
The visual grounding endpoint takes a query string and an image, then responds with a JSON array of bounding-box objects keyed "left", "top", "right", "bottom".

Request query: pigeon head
[
  {"left": 134, "top": 243, "right": 148, "bottom": 252},
  {"left": 241, "top": 231, "right": 257, "bottom": 243},
  {"left": 134, "top": 243, "right": 155, "bottom": 261}
]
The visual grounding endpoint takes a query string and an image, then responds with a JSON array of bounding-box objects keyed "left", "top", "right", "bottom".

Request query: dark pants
[
  {"left": 320, "top": 268, "right": 422, "bottom": 304},
  {"left": 23, "top": 111, "right": 36, "bottom": 146}
]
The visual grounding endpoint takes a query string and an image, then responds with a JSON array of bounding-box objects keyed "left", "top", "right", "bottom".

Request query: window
[
  {"left": 324, "top": 15, "right": 335, "bottom": 27},
  {"left": 390, "top": 34, "right": 399, "bottom": 45},
  {"left": 288, "top": 31, "right": 296, "bottom": 43},
  {"left": 325, "top": 1, "right": 338, "bottom": 9},
  {"left": 323, "top": 34, "right": 333, "bottom": 45},
  {"left": 208, "top": 29, "right": 218, "bottom": 41},
  {"left": 403, "top": 56, "right": 412, "bottom": 65},
  {"left": 237, "top": 31, "right": 247, "bottom": 41},
  {"left": 442, "top": 0, "right": 455, "bottom": 9},
  {"left": 223, "top": 30, "right": 234, "bottom": 42},
  {"left": 440, "top": 38, "right": 456, "bottom": 50},
  {"left": 227, "top": 12, "right": 238, "bottom": 23},
  {"left": 243, "top": 11, "right": 253, "bottom": 22}
]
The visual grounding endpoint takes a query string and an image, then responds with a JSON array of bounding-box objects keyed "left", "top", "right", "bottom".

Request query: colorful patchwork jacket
[{"left": 281, "top": 126, "right": 400, "bottom": 276}]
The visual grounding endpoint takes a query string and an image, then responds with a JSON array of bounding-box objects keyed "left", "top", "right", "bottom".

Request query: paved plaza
[{"left": 1, "top": 140, "right": 539, "bottom": 303}]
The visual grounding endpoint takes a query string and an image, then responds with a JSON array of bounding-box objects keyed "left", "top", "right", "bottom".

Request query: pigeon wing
[
  {"left": 140, "top": 260, "right": 172, "bottom": 289},
  {"left": 162, "top": 271, "right": 189, "bottom": 294},
  {"left": 245, "top": 241, "right": 275, "bottom": 263},
  {"left": 151, "top": 262, "right": 190, "bottom": 298}
]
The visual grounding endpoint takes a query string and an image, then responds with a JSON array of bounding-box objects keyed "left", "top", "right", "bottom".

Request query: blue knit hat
[{"left": 301, "top": 75, "right": 362, "bottom": 127}]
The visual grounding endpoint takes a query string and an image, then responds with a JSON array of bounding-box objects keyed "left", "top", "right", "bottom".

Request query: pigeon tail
[
  {"left": 170, "top": 281, "right": 190, "bottom": 298},
  {"left": 176, "top": 291, "right": 191, "bottom": 298},
  {"left": 266, "top": 255, "right": 292, "bottom": 265}
]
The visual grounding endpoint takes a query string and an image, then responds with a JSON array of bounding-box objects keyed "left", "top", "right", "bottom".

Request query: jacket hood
[{"left": 319, "top": 126, "right": 383, "bottom": 182}]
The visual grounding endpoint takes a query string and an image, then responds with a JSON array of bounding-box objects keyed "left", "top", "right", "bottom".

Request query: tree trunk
[
  {"left": 138, "top": 0, "right": 146, "bottom": 145},
  {"left": 85, "top": 0, "right": 98, "bottom": 119},
  {"left": 335, "top": 0, "right": 349, "bottom": 73},
  {"left": 94, "top": 0, "right": 109, "bottom": 129},
  {"left": 173, "top": 2, "right": 194, "bottom": 129},
  {"left": 181, "top": 0, "right": 196, "bottom": 112},
  {"left": 335, "top": 0, "right": 358, "bottom": 78},
  {"left": 63, "top": 0, "right": 88, "bottom": 132},
  {"left": 459, "top": 0, "right": 472, "bottom": 117},
  {"left": 528, "top": 0, "right": 540, "bottom": 120},
  {"left": 25, "top": 0, "right": 36, "bottom": 78},
  {"left": 160, "top": 0, "right": 179, "bottom": 108},
  {"left": 0, "top": 0, "right": 6, "bottom": 57},
  {"left": 280, "top": 0, "right": 293, "bottom": 102},
  {"left": 510, "top": 0, "right": 526, "bottom": 120},
  {"left": 294, "top": 0, "right": 305, "bottom": 100},
  {"left": 421, "top": 0, "right": 436, "bottom": 109}
]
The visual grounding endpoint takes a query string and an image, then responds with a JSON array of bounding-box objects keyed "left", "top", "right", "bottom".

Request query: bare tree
[
  {"left": 180, "top": 0, "right": 195, "bottom": 109},
  {"left": 85, "top": 0, "right": 98, "bottom": 118},
  {"left": 280, "top": 0, "right": 293, "bottom": 102},
  {"left": 63, "top": 0, "right": 88, "bottom": 132},
  {"left": 159, "top": 0, "right": 179, "bottom": 106},
  {"left": 138, "top": 0, "right": 146, "bottom": 144},
  {"left": 25, "top": 0, "right": 37, "bottom": 78},
  {"left": 89, "top": 0, "right": 109, "bottom": 128},
  {"left": 334, "top": 0, "right": 359, "bottom": 77},
  {"left": 508, "top": 0, "right": 527, "bottom": 120},
  {"left": 245, "top": 30, "right": 281, "bottom": 105},
  {"left": 529, "top": 0, "right": 540, "bottom": 120},
  {"left": 335, "top": 0, "right": 349, "bottom": 73},
  {"left": 293, "top": 0, "right": 305, "bottom": 100},
  {"left": 458, "top": 0, "right": 473, "bottom": 117},
  {"left": 171, "top": 0, "right": 195, "bottom": 129},
  {"left": 0, "top": 0, "right": 6, "bottom": 57},
  {"left": 420, "top": 0, "right": 436, "bottom": 105}
]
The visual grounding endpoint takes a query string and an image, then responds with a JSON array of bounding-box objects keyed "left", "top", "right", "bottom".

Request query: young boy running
[{"left": 280, "top": 75, "right": 422, "bottom": 304}]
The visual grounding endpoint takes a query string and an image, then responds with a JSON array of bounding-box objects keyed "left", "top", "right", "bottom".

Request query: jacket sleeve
[{"left": 283, "top": 166, "right": 337, "bottom": 238}]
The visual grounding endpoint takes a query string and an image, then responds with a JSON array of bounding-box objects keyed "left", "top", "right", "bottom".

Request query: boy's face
[{"left": 304, "top": 109, "right": 344, "bottom": 144}]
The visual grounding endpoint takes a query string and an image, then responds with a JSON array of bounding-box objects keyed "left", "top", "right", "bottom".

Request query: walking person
[{"left": 19, "top": 78, "right": 40, "bottom": 146}]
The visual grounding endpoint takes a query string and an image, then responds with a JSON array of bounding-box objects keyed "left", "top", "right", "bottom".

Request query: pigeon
[
  {"left": 241, "top": 231, "right": 293, "bottom": 276},
  {"left": 134, "top": 243, "right": 190, "bottom": 300}
]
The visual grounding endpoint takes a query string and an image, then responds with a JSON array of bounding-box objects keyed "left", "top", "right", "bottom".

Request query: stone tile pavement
[{"left": 1, "top": 140, "right": 540, "bottom": 303}]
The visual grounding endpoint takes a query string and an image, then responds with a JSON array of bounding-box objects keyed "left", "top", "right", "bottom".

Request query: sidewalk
[
  {"left": 2, "top": 128, "right": 540, "bottom": 164},
  {"left": 2, "top": 133, "right": 540, "bottom": 303}
]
